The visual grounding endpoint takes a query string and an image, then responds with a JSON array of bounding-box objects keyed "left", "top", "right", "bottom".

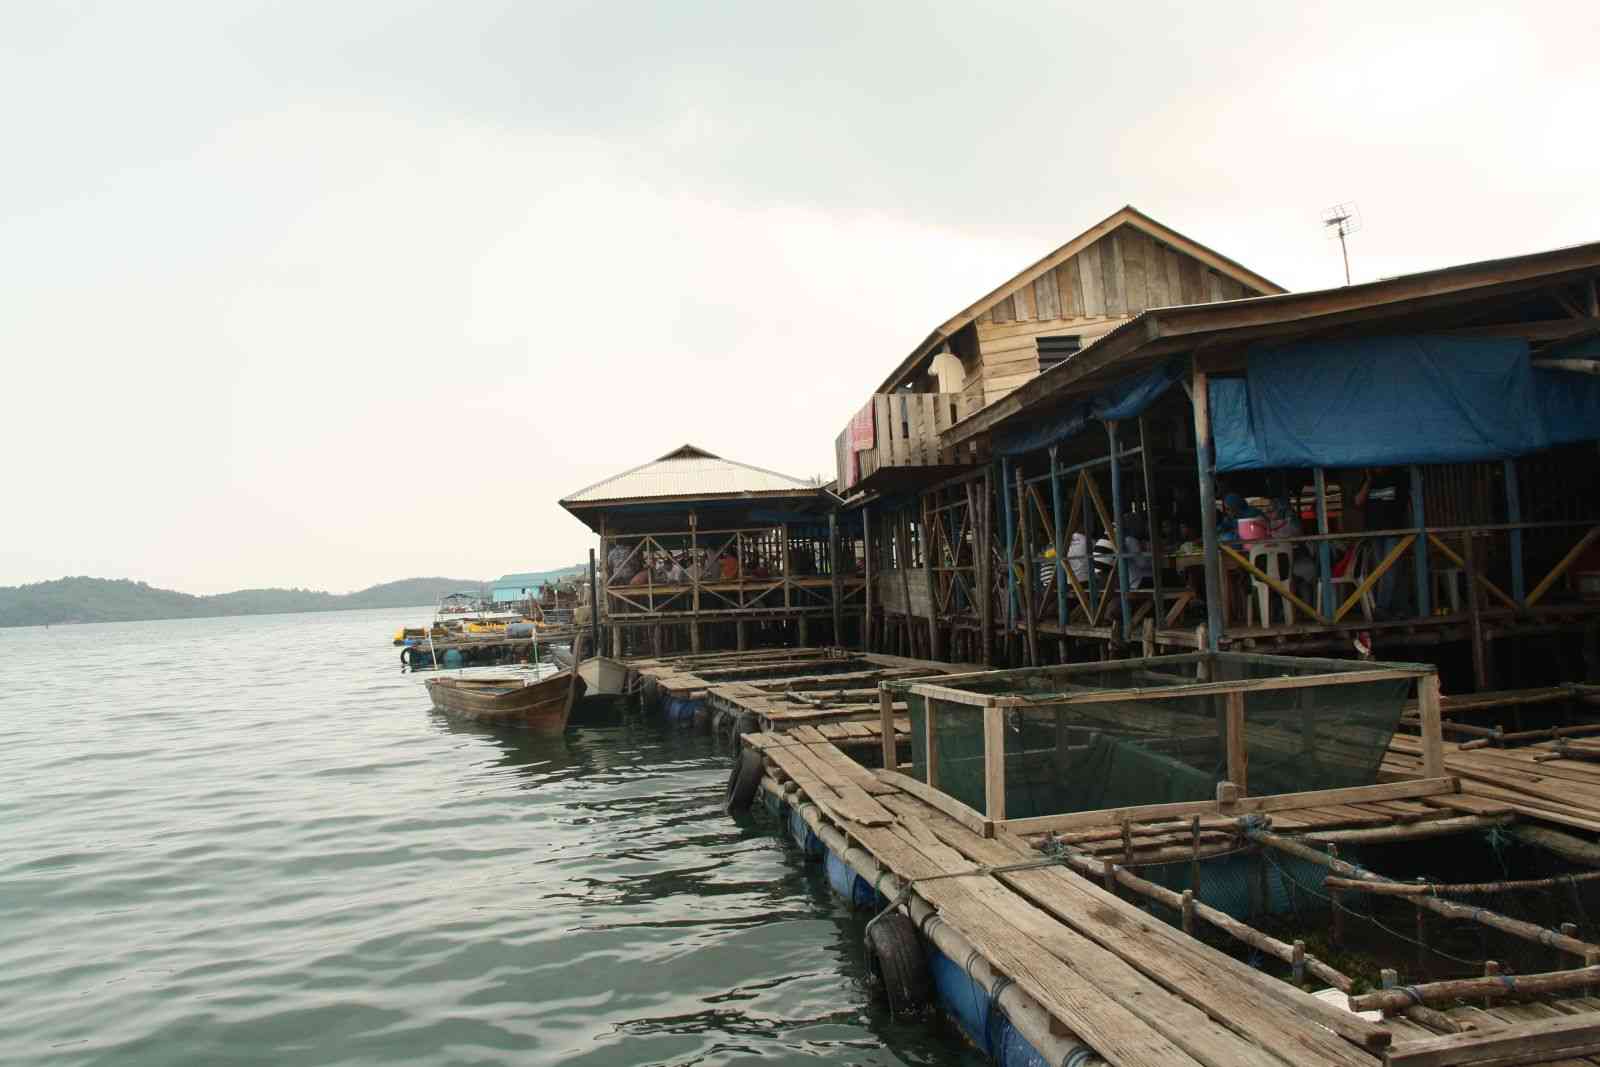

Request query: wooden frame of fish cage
[{"left": 877, "top": 651, "right": 1446, "bottom": 837}]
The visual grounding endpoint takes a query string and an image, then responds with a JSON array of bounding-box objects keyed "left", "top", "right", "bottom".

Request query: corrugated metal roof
[{"left": 561, "top": 444, "right": 819, "bottom": 505}]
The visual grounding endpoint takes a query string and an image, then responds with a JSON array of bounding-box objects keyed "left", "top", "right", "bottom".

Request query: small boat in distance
[{"left": 425, "top": 669, "right": 586, "bottom": 731}]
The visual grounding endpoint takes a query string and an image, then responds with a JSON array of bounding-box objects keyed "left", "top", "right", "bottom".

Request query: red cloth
[{"left": 848, "top": 401, "right": 875, "bottom": 450}]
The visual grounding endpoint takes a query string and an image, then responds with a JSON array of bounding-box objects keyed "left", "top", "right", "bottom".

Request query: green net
[{"left": 891, "top": 653, "right": 1415, "bottom": 821}]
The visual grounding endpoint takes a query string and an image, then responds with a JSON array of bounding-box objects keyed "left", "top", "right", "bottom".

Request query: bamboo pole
[
  {"left": 1350, "top": 966, "right": 1600, "bottom": 1013},
  {"left": 1325, "top": 867, "right": 1600, "bottom": 897},
  {"left": 1252, "top": 827, "right": 1600, "bottom": 960},
  {"left": 1056, "top": 850, "right": 1354, "bottom": 992}
]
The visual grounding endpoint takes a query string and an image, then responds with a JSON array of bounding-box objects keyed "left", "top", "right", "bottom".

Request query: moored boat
[{"left": 425, "top": 669, "right": 585, "bottom": 730}]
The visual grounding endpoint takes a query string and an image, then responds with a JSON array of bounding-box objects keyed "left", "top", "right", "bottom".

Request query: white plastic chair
[
  {"left": 1246, "top": 544, "right": 1296, "bottom": 627},
  {"left": 1327, "top": 543, "right": 1375, "bottom": 621}
]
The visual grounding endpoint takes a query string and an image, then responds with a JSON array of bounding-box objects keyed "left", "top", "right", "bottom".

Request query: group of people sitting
[
  {"left": 605, "top": 543, "right": 820, "bottom": 586},
  {"left": 1036, "top": 512, "right": 1156, "bottom": 598}
]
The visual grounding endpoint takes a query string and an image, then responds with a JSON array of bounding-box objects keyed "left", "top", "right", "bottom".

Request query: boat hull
[
  {"left": 577, "top": 655, "right": 627, "bottom": 695},
  {"left": 425, "top": 671, "right": 585, "bottom": 731}
]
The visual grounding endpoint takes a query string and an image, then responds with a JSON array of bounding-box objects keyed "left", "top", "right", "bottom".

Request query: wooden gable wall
[{"left": 971, "top": 223, "right": 1268, "bottom": 405}]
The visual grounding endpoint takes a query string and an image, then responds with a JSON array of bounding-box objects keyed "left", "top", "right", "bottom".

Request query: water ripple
[{"left": 0, "top": 609, "right": 967, "bottom": 1066}]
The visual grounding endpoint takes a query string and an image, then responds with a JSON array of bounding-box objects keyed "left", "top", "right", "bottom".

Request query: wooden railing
[{"left": 836, "top": 392, "right": 981, "bottom": 490}]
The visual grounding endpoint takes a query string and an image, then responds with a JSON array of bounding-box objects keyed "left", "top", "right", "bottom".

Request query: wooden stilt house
[
  {"left": 833, "top": 205, "right": 1283, "bottom": 660},
  {"left": 932, "top": 238, "right": 1600, "bottom": 689},
  {"left": 560, "top": 445, "right": 861, "bottom": 656}
]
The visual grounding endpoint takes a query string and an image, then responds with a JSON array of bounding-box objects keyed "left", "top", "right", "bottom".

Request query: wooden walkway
[{"left": 748, "top": 726, "right": 1600, "bottom": 1066}]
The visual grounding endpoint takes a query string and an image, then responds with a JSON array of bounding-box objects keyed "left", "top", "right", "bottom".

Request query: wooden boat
[{"left": 425, "top": 669, "right": 586, "bottom": 730}]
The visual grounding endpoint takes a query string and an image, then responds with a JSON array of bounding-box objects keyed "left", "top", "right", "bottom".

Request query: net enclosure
[{"left": 888, "top": 652, "right": 1429, "bottom": 823}]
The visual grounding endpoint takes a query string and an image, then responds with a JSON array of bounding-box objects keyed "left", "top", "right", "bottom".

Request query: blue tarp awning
[
  {"left": 995, "top": 360, "right": 1183, "bottom": 457},
  {"left": 1212, "top": 335, "right": 1600, "bottom": 471}
]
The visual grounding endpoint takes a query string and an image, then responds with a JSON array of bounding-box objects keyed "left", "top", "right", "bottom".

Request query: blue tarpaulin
[
  {"left": 1212, "top": 335, "right": 1600, "bottom": 471},
  {"left": 995, "top": 360, "right": 1183, "bottom": 456}
]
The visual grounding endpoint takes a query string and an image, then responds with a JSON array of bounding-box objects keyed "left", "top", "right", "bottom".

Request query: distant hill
[{"left": 0, "top": 568, "right": 587, "bottom": 628}]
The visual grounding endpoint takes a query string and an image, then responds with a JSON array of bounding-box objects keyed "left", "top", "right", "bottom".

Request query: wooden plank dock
[
  {"left": 752, "top": 728, "right": 1600, "bottom": 1065},
  {"left": 733, "top": 689, "right": 1600, "bottom": 1066}
]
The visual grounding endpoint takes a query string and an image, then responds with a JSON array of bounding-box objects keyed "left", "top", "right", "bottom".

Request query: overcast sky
[{"left": 3, "top": 1, "right": 1596, "bottom": 594}]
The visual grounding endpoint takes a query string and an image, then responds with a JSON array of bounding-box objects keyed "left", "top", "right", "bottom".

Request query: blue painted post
[
  {"left": 1107, "top": 421, "right": 1134, "bottom": 641},
  {"left": 1001, "top": 457, "right": 1017, "bottom": 636},
  {"left": 1050, "top": 446, "right": 1069, "bottom": 631},
  {"left": 1505, "top": 459, "right": 1525, "bottom": 605},
  {"left": 1314, "top": 468, "right": 1334, "bottom": 618},
  {"left": 1411, "top": 465, "right": 1430, "bottom": 618}
]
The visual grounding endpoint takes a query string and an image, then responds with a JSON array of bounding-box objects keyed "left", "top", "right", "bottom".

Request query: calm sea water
[{"left": 0, "top": 608, "right": 975, "bottom": 1067}]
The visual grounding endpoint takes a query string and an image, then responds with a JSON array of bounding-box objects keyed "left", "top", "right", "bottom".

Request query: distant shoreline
[{"left": 0, "top": 570, "right": 584, "bottom": 629}]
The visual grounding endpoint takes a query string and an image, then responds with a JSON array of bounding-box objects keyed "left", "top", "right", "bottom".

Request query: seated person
[
  {"left": 607, "top": 542, "right": 638, "bottom": 585},
  {"left": 720, "top": 552, "right": 740, "bottom": 580},
  {"left": 666, "top": 555, "right": 685, "bottom": 583},
  {"left": 629, "top": 566, "right": 651, "bottom": 586}
]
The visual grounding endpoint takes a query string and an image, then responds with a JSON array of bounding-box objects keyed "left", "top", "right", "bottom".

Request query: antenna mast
[{"left": 1322, "top": 202, "right": 1362, "bottom": 285}]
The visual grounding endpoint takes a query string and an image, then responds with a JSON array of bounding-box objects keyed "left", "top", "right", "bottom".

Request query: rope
[{"left": 1261, "top": 849, "right": 1483, "bottom": 968}]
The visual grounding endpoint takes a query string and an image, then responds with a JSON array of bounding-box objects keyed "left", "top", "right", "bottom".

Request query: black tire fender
[
  {"left": 732, "top": 712, "right": 760, "bottom": 745},
  {"left": 725, "top": 747, "right": 765, "bottom": 815},
  {"left": 865, "top": 912, "right": 930, "bottom": 1015}
]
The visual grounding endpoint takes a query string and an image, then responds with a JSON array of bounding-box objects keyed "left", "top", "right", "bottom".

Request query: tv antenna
[{"left": 1322, "top": 202, "right": 1362, "bottom": 285}]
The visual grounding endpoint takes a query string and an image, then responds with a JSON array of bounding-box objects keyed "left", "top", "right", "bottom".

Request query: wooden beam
[
  {"left": 876, "top": 769, "right": 989, "bottom": 837},
  {"left": 1334, "top": 535, "right": 1415, "bottom": 622},
  {"left": 1002, "top": 777, "right": 1457, "bottom": 835},
  {"left": 1225, "top": 690, "right": 1247, "bottom": 794},
  {"left": 878, "top": 684, "right": 896, "bottom": 770},
  {"left": 1383, "top": 1014, "right": 1600, "bottom": 1067},
  {"left": 1527, "top": 525, "right": 1600, "bottom": 607},
  {"left": 983, "top": 703, "right": 1006, "bottom": 824},
  {"left": 1417, "top": 673, "right": 1444, "bottom": 778}
]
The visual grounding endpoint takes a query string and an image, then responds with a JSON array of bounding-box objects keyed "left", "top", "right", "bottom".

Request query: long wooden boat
[{"left": 425, "top": 669, "right": 585, "bottom": 730}]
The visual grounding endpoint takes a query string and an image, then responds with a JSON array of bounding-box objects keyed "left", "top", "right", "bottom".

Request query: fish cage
[{"left": 879, "top": 651, "right": 1444, "bottom": 835}]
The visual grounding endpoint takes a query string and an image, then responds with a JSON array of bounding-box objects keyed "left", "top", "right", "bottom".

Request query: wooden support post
[
  {"left": 1049, "top": 446, "right": 1069, "bottom": 633},
  {"left": 1225, "top": 689, "right": 1248, "bottom": 794},
  {"left": 1415, "top": 902, "right": 1429, "bottom": 975},
  {"left": 1483, "top": 960, "right": 1499, "bottom": 1010},
  {"left": 1291, "top": 940, "right": 1306, "bottom": 985},
  {"left": 1016, "top": 465, "right": 1039, "bottom": 666},
  {"left": 1189, "top": 814, "right": 1202, "bottom": 894},
  {"left": 983, "top": 702, "right": 1005, "bottom": 821},
  {"left": 1462, "top": 533, "right": 1490, "bottom": 691},
  {"left": 879, "top": 684, "right": 896, "bottom": 771},
  {"left": 921, "top": 495, "right": 942, "bottom": 662},
  {"left": 1328, "top": 843, "right": 1344, "bottom": 948},
  {"left": 1138, "top": 415, "right": 1166, "bottom": 639},
  {"left": 737, "top": 620, "right": 748, "bottom": 651},
  {"left": 1410, "top": 466, "right": 1430, "bottom": 618},
  {"left": 1314, "top": 468, "right": 1334, "bottom": 617},
  {"left": 1181, "top": 888, "right": 1195, "bottom": 934},
  {"left": 1000, "top": 457, "right": 1017, "bottom": 635},
  {"left": 896, "top": 512, "right": 916, "bottom": 658},
  {"left": 829, "top": 511, "right": 843, "bottom": 646},
  {"left": 1190, "top": 363, "right": 1223, "bottom": 651},
  {"left": 1504, "top": 459, "right": 1525, "bottom": 604},
  {"left": 925, "top": 692, "right": 940, "bottom": 788},
  {"left": 1418, "top": 672, "right": 1444, "bottom": 778},
  {"left": 862, "top": 506, "right": 873, "bottom": 652},
  {"left": 1107, "top": 419, "right": 1133, "bottom": 642},
  {"left": 976, "top": 474, "right": 993, "bottom": 665}
]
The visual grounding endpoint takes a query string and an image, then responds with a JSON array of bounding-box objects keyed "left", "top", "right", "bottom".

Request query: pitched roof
[
  {"left": 877, "top": 205, "right": 1286, "bottom": 393},
  {"left": 942, "top": 236, "right": 1600, "bottom": 448},
  {"left": 560, "top": 444, "right": 819, "bottom": 506}
]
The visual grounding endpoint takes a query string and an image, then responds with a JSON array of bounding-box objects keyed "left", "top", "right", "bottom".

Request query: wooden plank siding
[
  {"left": 965, "top": 224, "right": 1274, "bottom": 406},
  {"left": 841, "top": 392, "right": 982, "bottom": 485}
]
